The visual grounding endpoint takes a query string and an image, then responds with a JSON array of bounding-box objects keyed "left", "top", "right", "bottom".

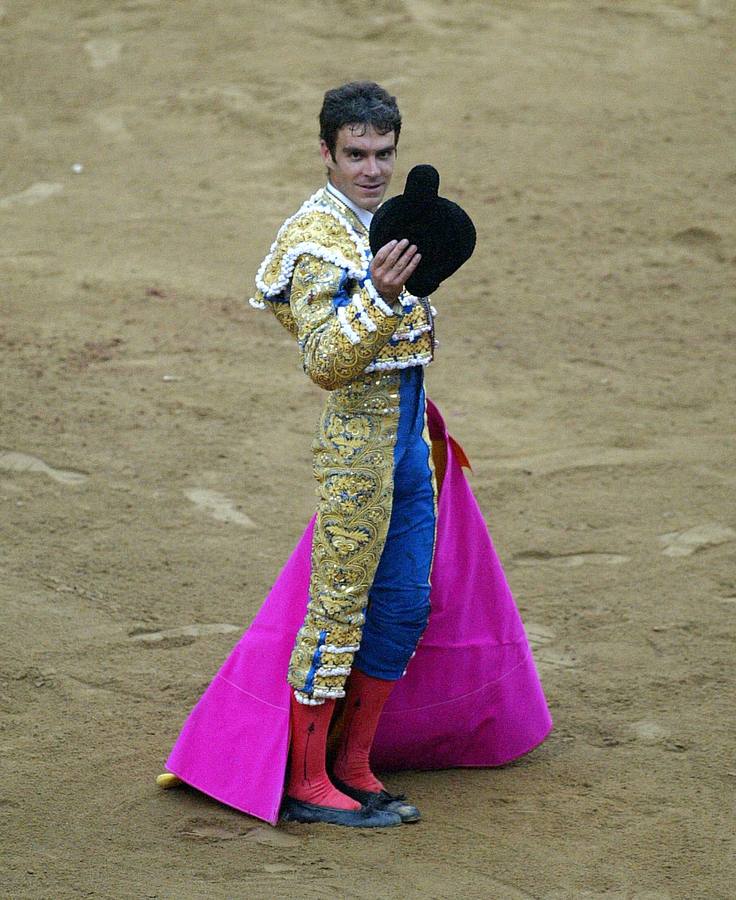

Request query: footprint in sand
[
  {"left": 697, "top": 0, "right": 731, "bottom": 20},
  {"left": 525, "top": 623, "right": 555, "bottom": 651},
  {"left": 659, "top": 523, "right": 735, "bottom": 557},
  {"left": 84, "top": 38, "right": 122, "bottom": 69},
  {"left": 185, "top": 488, "right": 256, "bottom": 527},
  {"left": 91, "top": 110, "right": 131, "bottom": 141},
  {"left": 178, "top": 819, "right": 298, "bottom": 847},
  {"left": 492, "top": 445, "right": 662, "bottom": 476},
  {"left": 536, "top": 649, "right": 577, "bottom": 670},
  {"left": 525, "top": 623, "right": 577, "bottom": 670},
  {"left": 245, "top": 826, "right": 299, "bottom": 848},
  {"left": 261, "top": 863, "right": 298, "bottom": 874},
  {"left": 627, "top": 719, "right": 687, "bottom": 752},
  {"left": 671, "top": 226, "right": 724, "bottom": 259},
  {"left": 129, "top": 623, "right": 239, "bottom": 644},
  {"left": 0, "top": 450, "right": 87, "bottom": 485},
  {"left": 693, "top": 465, "right": 736, "bottom": 487},
  {"left": 629, "top": 720, "right": 669, "bottom": 742},
  {"left": 178, "top": 819, "right": 246, "bottom": 842},
  {"left": 0, "top": 182, "right": 63, "bottom": 209},
  {"left": 514, "top": 550, "right": 629, "bottom": 568}
]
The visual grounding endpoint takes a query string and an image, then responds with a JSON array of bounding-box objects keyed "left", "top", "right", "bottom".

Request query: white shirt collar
[{"left": 325, "top": 182, "right": 374, "bottom": 231}]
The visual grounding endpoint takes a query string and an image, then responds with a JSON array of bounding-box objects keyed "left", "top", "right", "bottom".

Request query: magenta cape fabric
[{"left": 165, "top": 400, "right": 552, "bottom": 825}]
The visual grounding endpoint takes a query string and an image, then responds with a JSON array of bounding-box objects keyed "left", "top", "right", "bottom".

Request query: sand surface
[{"left": 2, "top": 1, "right": 735, "bottom": 897}]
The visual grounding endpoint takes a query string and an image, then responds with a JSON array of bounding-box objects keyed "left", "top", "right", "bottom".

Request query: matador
[{"left": 160, "top": 82, "right": 552, "bottom": 828}]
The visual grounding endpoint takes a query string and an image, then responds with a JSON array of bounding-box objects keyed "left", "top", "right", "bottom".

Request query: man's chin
[{"left": 357, "top": 186, "right": 386, "bottom": 211}]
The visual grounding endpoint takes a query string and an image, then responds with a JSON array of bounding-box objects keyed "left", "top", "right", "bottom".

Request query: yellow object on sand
[{"left": 156, "top": 773, "right": 182, "bottom": 789}]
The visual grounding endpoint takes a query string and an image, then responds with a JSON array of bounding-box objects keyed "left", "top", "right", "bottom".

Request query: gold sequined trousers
[{"left": 288, "top": 370, "right": 434, "bottom": 703}]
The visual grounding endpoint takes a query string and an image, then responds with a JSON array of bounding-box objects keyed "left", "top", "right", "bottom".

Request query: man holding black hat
[
  {"left": 160, "top": 80, "right": 551, "bottom": 830},
  {"left": 251, "top": 81, "right": 440, "bottom": 826}
]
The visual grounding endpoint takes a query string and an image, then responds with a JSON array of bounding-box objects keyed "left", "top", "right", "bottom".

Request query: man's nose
[{"left": 364, "top": 155, "right": 380, "bottom": 177}]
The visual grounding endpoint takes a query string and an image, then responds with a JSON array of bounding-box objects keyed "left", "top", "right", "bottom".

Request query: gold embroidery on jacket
[
  {"left": 250, "top": 188, "right": 435, "bottom": 377},
  {"left": 291, "top": 255, "right": 399, "bottom": 391}
]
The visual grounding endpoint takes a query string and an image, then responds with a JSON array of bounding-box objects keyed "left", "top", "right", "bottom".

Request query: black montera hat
[{"left": 369, "top": 164, "right": 476, "bottom": 297}]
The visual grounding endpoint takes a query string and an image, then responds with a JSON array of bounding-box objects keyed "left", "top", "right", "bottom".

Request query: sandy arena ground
[{"left": 1, "top": 1, "right": 735, "bottom": 898}]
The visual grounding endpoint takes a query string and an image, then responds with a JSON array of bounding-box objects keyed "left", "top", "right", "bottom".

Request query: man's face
[{"left": 320, "top": 124, "right": 397, "bottom": 212}]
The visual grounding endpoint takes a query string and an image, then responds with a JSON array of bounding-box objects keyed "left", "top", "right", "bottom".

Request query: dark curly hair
[{"left": 319, "top": 81, "right": 402, "bottom": 160}]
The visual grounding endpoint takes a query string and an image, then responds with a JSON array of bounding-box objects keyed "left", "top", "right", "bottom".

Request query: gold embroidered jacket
[{"left": 249, "top": 187, "right": 435, "bottom": 388}]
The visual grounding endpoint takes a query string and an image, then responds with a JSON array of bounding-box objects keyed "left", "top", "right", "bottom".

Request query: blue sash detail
[
  {"left": 331, "top": 271, "right": 352, "bottom": 309},
  {"left": 303, "top": 629, "right": 328, "bottom": 694}
]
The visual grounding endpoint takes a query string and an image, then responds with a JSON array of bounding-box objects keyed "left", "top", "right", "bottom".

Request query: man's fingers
[
  {"left": 389, "top": 245, "right": 419, "bottom": 274},
  {"left": 404, "top": 252, "right": 421, "bottom": 272},
  {"left": 369, "top": 241, "right": 422, "bottom": 301},
  {"left": 383, "top": 243, "right": 417, "bottom": 273},
  {"left": 381, "top": 238, "right": 410, "bottom": 270},
  {"left": 373, "top": 239, "right": 399, "bottom": 265},
  {"left": 400, "top": 246, "right": 419, "bottom": 268},
  {"left": 393, "top": 251, "right": 421, "bottom": 281}
]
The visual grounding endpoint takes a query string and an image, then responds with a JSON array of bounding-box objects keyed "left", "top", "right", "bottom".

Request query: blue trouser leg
[{"left": 353, "top": 367, "right": 436, "bottom": 680}]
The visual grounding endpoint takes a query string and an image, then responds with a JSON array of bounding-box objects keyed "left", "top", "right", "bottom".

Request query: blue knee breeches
[{"left": 353, "top": 366, "right": 436, "bottom": 680}]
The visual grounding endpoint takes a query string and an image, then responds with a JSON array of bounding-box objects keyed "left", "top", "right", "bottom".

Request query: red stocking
[
  {"left": 332, "top": 669, "right": 395, "bottom": 793},
  {"left": 286, "top": 694, "right": 360, "bottom": 810}
]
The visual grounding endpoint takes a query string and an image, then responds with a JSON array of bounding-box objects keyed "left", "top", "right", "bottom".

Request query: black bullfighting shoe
[
  {"left": 330, "top": 778, "right": 421, "bottom": 824},
  {"left": 280, "top": 796, "right": 402, "bottom": 827}
]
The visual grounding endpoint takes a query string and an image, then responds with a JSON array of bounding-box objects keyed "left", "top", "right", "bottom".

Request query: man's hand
[{"left": 369, "top": 239, "right": 421, "bottom": 304}]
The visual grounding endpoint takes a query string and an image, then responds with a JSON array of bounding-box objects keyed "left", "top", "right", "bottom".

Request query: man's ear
[{"left": 319, "top": 139, "right": 335, "bottom": 168}]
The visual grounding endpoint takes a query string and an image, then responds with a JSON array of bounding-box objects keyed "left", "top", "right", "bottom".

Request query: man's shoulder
[
  {"left": 276, "top": 188, "right": 362, "bottom": 246},
  {"left": 254, "top": 189, "right": 368, "bottom": 301},
  {"left": 269, "top": 188, "right": 368, "bottom": 269}
]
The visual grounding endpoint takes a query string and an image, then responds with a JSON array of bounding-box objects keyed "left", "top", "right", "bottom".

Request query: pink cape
[{"left": 165, "top": 400, "right": 552, "bottom": 825}]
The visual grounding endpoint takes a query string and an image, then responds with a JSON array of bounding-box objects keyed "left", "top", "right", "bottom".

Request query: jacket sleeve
[{"left": 289, "top": 253, "right": 403, "bottom": 391}]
